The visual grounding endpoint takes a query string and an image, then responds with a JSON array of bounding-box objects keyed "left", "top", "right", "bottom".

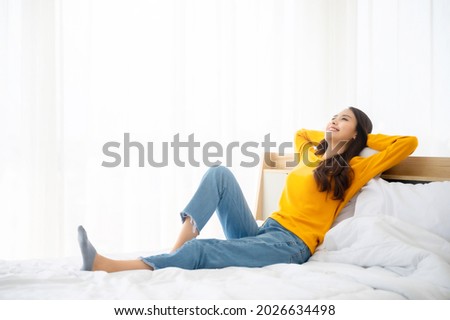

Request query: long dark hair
[{"left": 313, "top": 107, "right": 373, "bottom": 200}]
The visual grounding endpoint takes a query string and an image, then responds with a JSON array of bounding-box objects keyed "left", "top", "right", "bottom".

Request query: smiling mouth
[{"left": 327, "top": 127, "right": 339, "bottom": 132}]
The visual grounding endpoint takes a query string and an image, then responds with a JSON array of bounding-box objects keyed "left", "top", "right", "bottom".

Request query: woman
[{"left": 78, "top": 107, "right": 418, "bottom": 272}]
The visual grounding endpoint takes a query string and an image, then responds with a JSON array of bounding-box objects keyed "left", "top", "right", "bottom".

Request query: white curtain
[{"left": 1, "top": 0, "right": 449, "bottom": 260}]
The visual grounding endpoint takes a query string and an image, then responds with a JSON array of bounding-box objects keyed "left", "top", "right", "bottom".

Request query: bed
[{"left": 1, "top": 154, "right": 450, "bottom": 300}]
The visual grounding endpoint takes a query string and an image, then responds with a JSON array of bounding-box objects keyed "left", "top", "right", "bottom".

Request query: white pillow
[
  {"left": 358, "top": 147, "right": 378, "bottom": 158},
  {"left": 331, "top": 190, "right": 360, "bottom": 228},
  {"left": 354, "top": 178, "right": 450, "bottom": 242},
  {"left": 331, "top": 147, "right": 379, "bottom": 228}
]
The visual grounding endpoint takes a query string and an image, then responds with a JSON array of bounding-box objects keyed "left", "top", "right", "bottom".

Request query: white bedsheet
[{"left": 1, "top": 214, "right": 449, "bottom": 300}]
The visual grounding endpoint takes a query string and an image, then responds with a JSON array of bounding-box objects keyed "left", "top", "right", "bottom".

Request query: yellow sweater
[{"left": 270, "top": 129, "right": 418, "bottom": 254}]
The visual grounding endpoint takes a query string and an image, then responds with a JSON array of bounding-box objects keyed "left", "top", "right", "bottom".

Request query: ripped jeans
[{"left": 141, "top": 166, "right": 311, "bottom": 270}]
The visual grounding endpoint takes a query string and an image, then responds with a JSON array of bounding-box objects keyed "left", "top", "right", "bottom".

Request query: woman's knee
[
  {"left": 206, "top": 165, "right": 233, "bottom": 180},
  {"left": 207, "top": 164, "right": 229, "bottom": 173}
]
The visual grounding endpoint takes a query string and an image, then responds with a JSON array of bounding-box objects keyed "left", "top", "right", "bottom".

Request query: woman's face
[{"left": 325, "top": 108, "right": 358, "bottom": 146}]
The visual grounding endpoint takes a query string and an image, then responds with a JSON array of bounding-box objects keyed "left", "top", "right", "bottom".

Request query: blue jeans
[{"left": 141, "top": 166, "right": 311, "bottom": 270}]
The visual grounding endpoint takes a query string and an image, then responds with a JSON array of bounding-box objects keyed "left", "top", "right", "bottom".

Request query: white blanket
[
  {"left": 2, "top": 178, "right": 450, "bottom": 299},
  {"left": 311, "top": 215, "right": 450, "bottom": 299},
  {"left": 1, "top": 214, "right": 449, "bottom": 300}
]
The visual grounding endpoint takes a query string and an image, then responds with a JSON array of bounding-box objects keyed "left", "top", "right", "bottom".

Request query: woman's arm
[
  {"left": 294, "top": 129, "right": 325, "bottom": 163},
  {"left": 351, "top": 133, "right": 419, "bottom": 181},
  {"left": 294, "top": 129, "right": 324, "bottom": 153}
]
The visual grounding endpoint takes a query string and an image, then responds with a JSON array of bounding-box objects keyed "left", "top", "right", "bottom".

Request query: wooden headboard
[
  {"left": 381, "top": 157, "right": 450, "bottom": 182},
  {"left": 254, "top": 153, "right": 450, "bottom": 220}
]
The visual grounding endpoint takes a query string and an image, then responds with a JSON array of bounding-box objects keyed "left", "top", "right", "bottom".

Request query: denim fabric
[{"left": 141, "top": 166, "right": 311, "bottom": 270}]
